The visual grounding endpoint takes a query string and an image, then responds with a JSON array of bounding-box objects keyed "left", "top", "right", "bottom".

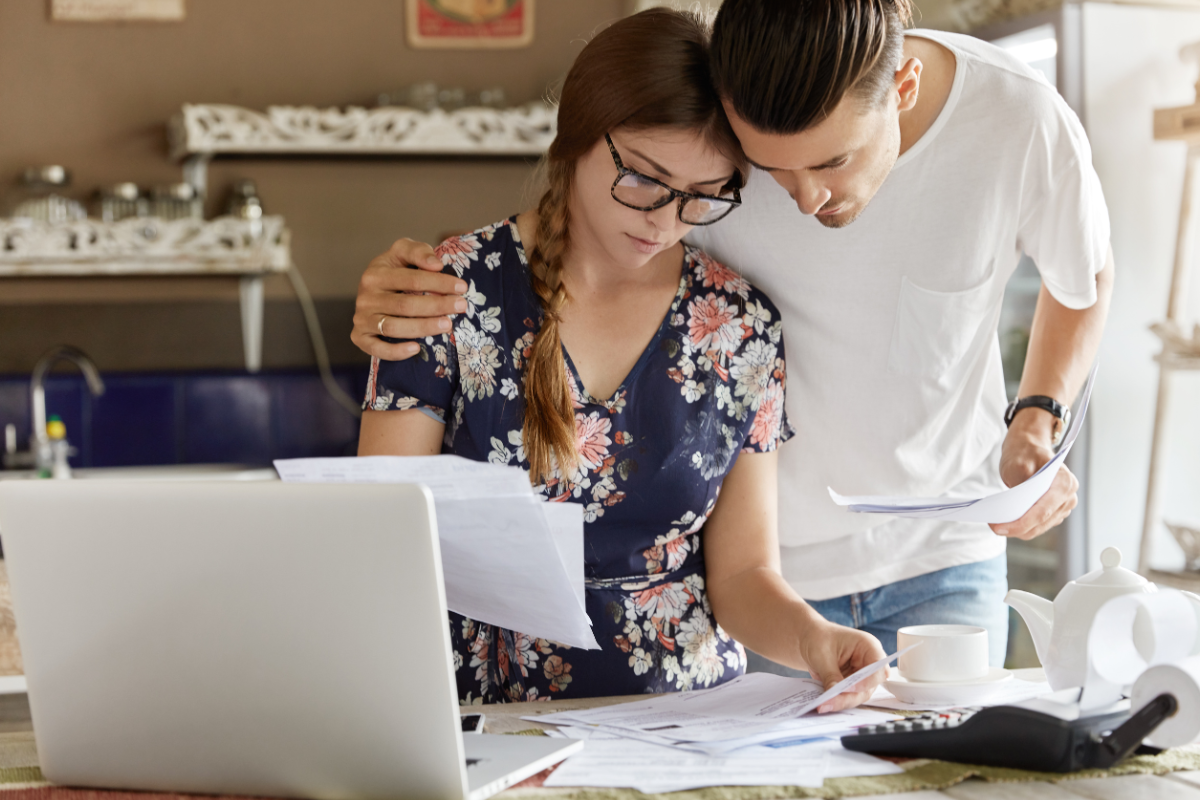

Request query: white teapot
[{"left": 1005, "top": 546, "right": 1200, "bottom": 691}]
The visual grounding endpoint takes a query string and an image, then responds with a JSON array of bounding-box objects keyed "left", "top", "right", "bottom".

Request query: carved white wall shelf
[
  {"left": 1, "top": 216, "right": 291, "bottom": 373},
  {"left": 169, "top": 102, "right": 557, "bottom": 159},
  {"left": 0, "top": 215, "right": 289, "bottom": 277}
]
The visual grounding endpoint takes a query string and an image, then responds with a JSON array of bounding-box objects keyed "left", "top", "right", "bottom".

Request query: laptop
[{"left": 0, "top": 480, "right": 581, "bottom": 800}]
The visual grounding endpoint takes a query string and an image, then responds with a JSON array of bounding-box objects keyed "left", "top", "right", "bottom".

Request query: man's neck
[{"left": 898, "top": 34, "right": 957, "bottom": 156}]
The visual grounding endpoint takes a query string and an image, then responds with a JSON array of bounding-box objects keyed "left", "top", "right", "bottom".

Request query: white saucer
[{"left": 884, "top": 667, "right": 1013, "bottom": 706}]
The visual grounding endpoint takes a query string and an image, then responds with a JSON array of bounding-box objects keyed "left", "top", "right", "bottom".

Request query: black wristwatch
[{"left": 1004, "top": 395, "right": 1071, "bottom": 447}]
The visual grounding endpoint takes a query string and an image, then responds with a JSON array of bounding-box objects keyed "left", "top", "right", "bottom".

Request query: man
[{"left": 348, "top": 0, "right": 1113, "bottom": 669}]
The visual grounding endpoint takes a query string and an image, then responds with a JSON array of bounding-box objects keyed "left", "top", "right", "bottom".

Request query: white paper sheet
[
  {"left": 543, "top": 738, "right": 830, "bottom": 792},
  {"left": 274, "top": 455, "right": 598, "bottom": 649},
  {"left": 274, "top": 454, "right": 531, "bottom": 497},
  {"left": 530, "top": 650, "right": 910, "bottom": 746},
  {"left": 690, "top": 708, "right": 901, "bottom": 755},
  {"left": 542, "top": 502, "right": 586, "bottom": 611},
  {"left": 829, "top": 364, "right": 1097, "bottom": 524},
  {"left": 772, "top": 738, "right": 904, "bottom": 779}
]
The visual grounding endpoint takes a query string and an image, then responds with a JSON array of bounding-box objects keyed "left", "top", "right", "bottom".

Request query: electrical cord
[{"left": 285, "top": 262, "right": 362, "bottom": 419}]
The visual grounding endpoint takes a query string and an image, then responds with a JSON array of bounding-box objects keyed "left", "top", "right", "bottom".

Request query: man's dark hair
[{"left": 711, "top": 0, "right": 914, "bottom": 135}]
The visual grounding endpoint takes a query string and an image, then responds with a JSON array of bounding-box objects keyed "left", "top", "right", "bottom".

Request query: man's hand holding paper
[
  {"left": 829, "top": 365, "right": 1096, "bottom": 530},
  {"left": 991, "top": 421, "right": 1080, "bottom": 541}
]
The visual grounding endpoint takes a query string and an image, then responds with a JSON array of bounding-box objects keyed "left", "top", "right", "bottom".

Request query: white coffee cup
[{"left": 897, "top": 624, "right": 989, "bottom": 683}]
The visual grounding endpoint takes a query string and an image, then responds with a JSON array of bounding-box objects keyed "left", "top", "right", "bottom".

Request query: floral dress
[{"left": 365, "top": 217, "right": 793, "bottom": 704}]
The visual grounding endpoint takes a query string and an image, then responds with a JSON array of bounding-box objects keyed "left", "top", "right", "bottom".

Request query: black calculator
[{"left": 842, "top": 693, "right": 1178, "bottom": 773}]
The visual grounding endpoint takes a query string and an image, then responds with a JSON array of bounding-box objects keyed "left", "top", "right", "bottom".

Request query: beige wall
[{"left": 0, "top": 0, "right": 624, "bottom": 373}]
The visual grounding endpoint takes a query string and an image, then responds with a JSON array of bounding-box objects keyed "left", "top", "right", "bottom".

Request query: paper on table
[
  {"left": 553, "top": 725, "right": 900, "bottom": 780},
  {"left": 274, "top": 455, "right": 599, "bottom": 649},
  {"left": 542, "top": 739, "right": 830, "bottom": 792},
  {"left": 829, "top": 364, "right": 1097, "bottom": 524},
  {"left": 692, "top": 708, "right": 900, "bottom": 755},
  {"left": 531, "top": 648, "right": 912, "bottom": 745},
  {"left": 772, "top": 738, "right": 904, "bottom": 779}
]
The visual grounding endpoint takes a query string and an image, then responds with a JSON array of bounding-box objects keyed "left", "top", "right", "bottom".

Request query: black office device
[{"left": 842, "top": 694, "right": 1178, "bottom": 773}]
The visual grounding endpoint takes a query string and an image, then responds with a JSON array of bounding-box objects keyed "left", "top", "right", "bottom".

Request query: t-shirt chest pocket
[{"left": 886, "top": 272, "right": 997, "bottom": 379}]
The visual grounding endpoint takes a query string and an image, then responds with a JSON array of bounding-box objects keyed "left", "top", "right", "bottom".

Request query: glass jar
[
  {"left": 96, "top": 183, "right": 148, "bottom": 222},
  {"left": 8, "top": 166, "right": 87, "bottom": 223},
  {"left": 224, "top": 179, "right": 263, "bottom": 239},
  {"left": 150, "top": 183, "right": 203, "bottom": 220}
]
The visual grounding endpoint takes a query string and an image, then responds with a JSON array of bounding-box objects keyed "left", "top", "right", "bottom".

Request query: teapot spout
[{"left": 1005, "top": 589, "right": 1054, "bottom": 666}]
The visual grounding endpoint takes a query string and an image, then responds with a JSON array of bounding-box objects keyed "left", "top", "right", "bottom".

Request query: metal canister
[
  {"left": 225, "top": 179, "right": 263, "bottom": 239},
  {"left": 150, "top": 182, "right": 203, "bottom": 220},
  {"left": 11, "top": 166, "right": 87, "bottom": 223},
  {"left": 97, "top": 182, "right": 148, "bottom": 222}
]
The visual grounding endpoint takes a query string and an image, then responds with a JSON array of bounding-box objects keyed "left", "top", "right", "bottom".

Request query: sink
[{"left": 0, "top": 464, "right": 279, "bottom": 482}]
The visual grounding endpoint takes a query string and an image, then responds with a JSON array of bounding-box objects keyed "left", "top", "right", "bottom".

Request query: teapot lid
[{"left": 1075, "top": 547, "right": 1148, "bottom": 588}]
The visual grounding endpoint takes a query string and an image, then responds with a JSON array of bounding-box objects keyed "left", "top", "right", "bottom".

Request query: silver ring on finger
[{"left": 377, "top": 315, "right": 388, "bottom": 336}]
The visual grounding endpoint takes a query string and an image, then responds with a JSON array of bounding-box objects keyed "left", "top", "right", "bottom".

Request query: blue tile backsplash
[{"left": 0, "top": 368, "right": 367, "bottom": 468}]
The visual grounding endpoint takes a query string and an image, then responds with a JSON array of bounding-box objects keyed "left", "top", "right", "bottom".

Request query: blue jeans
[{"left": 747, "top": 554, "right": 1009, "bottom": 676}]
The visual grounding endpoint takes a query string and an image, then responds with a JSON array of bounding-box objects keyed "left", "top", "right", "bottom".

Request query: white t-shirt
[{"left": 686, "top": 29, "right": 1110, "bottom": 600}]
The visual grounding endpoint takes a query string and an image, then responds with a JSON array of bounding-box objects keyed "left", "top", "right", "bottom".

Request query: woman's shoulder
[
  {"left": 433, "top": 216, "right": 524, "bottom": 282},
  {"left": 682, "top": 244, "right": 784, "bottom": 339}
]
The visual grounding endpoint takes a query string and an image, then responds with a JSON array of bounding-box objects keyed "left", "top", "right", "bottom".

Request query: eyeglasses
[{"left": 605, "top": 134, "right": 741, "bottom": 226}]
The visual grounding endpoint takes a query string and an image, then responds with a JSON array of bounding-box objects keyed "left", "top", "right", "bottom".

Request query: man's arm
[
  {"left": 991, "top": 246, "right": 1115, "bottom": 540},
  {"left": 351, "top": 239, "right": 469, "bottom": 362}
]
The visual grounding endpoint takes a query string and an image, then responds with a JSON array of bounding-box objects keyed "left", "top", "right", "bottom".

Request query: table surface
[
  {"left": 470, "top": 694, "right": 1200, "bottom": 800},
  {"left": 0, "top": 684, "right": 1194, "bottom": 799}
]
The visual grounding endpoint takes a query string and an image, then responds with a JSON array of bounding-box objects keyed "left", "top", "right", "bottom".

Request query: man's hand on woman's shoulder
[{"left": 351, "top": 238, "right": 470, "bottom": 362}]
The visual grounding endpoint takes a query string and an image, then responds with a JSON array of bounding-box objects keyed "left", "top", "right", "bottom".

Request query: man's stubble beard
[
  {"left": 815, "top": 201, "right": 865, "bottom": 229},
  {"left": 816, "top": 129, "right": 900, "bottom": 229}
]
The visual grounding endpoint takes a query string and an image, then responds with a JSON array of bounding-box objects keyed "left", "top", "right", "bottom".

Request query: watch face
[{"left": 1051, "top": 410, "right": 1071, "bottom": 447}]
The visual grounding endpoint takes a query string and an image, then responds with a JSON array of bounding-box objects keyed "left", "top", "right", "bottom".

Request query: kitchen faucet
[{"left": 2, "top": 345, "right": 105, "bottom": 472}]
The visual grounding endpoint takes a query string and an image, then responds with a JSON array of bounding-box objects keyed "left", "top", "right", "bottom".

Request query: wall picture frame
[
  {"left": 406, "top": 0, "right": 533, "bottom": 49},
  {"left": 49, "top": 0, "right": 185, "bottom": 22}
]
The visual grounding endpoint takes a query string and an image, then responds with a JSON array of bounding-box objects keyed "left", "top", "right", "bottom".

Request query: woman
[{"left": 359, "top": 8, "right": 884, "bottom": 706}]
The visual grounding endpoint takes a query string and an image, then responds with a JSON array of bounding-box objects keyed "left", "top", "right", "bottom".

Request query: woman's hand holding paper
[{"left": 803, "top": 623, "right": 889, "bottom": 713}]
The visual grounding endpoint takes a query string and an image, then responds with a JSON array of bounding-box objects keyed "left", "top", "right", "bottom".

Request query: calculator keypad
[{"left": 855, "top": 707, "right": 982, "bottom": 735}]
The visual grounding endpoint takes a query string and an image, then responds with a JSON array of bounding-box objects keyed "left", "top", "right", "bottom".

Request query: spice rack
[{"left": 0, "top": 215, "right": 289, "bottom": 372}]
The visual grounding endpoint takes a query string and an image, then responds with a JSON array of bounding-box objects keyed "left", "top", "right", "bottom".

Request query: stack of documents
[
  {"left": 830, "top": 364, "right": 1097, "bottom": 524},
  {"left": 527, "top": 670, "right": 901, "bottom": 754},
  {"left": 274, "top": 455, "right": 599, "bottom": 649},
  {"left": 540, "top": 735, "right": 900, "bottom": 793},
  {"left": 529, "top": 668, "right": 908, "bottom": 791},
  {"left": 532, "top": 660, "right": 1057, "bottom": 791}
]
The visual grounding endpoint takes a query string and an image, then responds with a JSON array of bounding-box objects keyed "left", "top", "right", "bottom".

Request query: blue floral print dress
[{"left": 365, "top": 217, "right": 793, "bottom": 704}]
